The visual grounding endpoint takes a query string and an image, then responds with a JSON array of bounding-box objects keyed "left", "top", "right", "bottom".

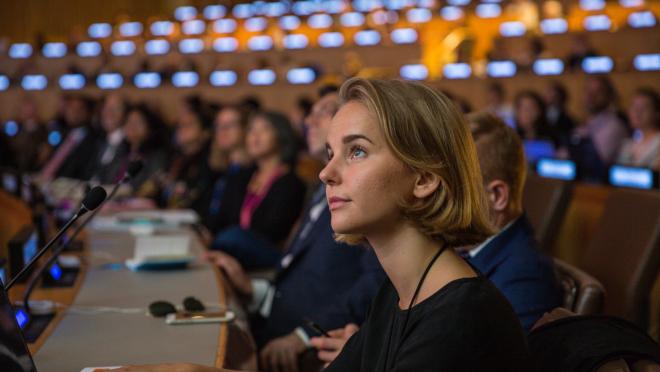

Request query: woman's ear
[{"left": 412, "top": 171, "right": 441, "bottom": 199}]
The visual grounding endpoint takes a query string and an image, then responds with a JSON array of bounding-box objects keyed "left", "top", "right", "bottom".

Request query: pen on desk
[{"left": 304, "top": 317, "right": 331, "bottom": 337}]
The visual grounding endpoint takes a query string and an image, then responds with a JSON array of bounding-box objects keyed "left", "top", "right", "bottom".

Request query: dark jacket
[
  {"left": 252, "top": 185, "right": 385, "bottom": 347},
  {"left": 468, "top": 215, "right": 562, "bottom": 332},
  {"left": 209, "top": 166, "right": 306, "bottom": 246}
]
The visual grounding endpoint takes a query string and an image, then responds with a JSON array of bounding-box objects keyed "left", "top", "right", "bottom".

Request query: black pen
[{"left": 303, "top": 317, "right": 331, "bottom": 337}]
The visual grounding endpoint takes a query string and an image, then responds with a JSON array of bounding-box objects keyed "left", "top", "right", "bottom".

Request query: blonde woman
[
  {"left": 109, "top": 78, "right": 529, "bottom": 372},
  {"left": 317, "top": 78, "right": 529, "bottom": 371}
]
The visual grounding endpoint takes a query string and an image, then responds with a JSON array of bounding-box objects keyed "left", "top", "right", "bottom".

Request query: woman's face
[
  {"left": 245, "top": 116, "right": 279, "bottom": 160},
  {"left": 214, "top": 109, "right": 244, "bottom": 151},
  {"left": 516, "top": 96, "right": 540, "bottom": 133},
  {"left": 319, "top": 101, "right": 416, "bottom": 238},
  {"left": 628, "top": 94, "right": 656, "bottom": 131},
  {"left": 176, "top": 110, "right": 204, "bottom": 148},
  {"left": 101, "top": 94, "right": 125, "bottom": 133},
  {"left": 124, "top": 111, "right": 148, "bottom": 146}
]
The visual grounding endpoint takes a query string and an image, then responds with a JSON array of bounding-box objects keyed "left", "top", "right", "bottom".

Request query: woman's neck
[
  {"left": 229, "top": 148, "right": 249, "bottom": 166},
  {"left": 256, "top": 155, "right": 282, "bottom": 173},
  {"left": 181, "top": 140, "right": 203, "bottom": 156},
  {"left": 367, "top": 223, "right": 475, "bottom": 310}
]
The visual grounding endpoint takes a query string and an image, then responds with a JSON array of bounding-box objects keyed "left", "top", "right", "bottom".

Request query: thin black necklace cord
[{"left": 384, "top": 243, "right": 447, "bottom": 371}]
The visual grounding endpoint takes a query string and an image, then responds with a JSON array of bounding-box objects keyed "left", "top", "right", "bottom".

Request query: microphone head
[
  {"left": 81, "top": 186, "right": 107, "bottom": 212},
  {"left": 126, "top": 160, "right": 144, "bottom": 179}
]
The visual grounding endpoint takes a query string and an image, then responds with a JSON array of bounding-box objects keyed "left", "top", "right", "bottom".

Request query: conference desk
[{"left": 25, "top": 225, "right": 256, "bottom": 371}]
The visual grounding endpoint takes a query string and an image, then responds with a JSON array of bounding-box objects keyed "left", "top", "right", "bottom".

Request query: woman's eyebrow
[{"left": 342, "top": 134, "right": 373, "bottom": 144}]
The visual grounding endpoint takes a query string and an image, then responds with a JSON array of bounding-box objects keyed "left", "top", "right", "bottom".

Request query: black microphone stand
[
  {"left": 21, "top": 163, "right": 142, "bottom": 314},
  {"left": 4, "top": 186, "right": 107, "bottom": 291}
]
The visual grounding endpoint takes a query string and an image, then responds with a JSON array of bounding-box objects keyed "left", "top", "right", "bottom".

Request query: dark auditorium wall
[{"left": 0, "top": 0, "right": 221, "bottom": 43}]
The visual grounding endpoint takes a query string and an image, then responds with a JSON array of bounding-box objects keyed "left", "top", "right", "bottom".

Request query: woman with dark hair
[
  {"left": 617, "top": 88, "right": 660, "bottom": 170},
  {"left": 122, "top": 104, "right": 170, "bottom": 193},
  {"left": 208, "top": 110, "right": 306, "bottom": 269},
  {"left": 514, "top": 91, "right": 558, "bottom": 163},
  {"left": 514, "top": 91, "right": 552, "bottom": 141},
  {"left": 157, "top": 98, "right": 214, "bottom": 211},
  {"left": 88, "top": 93, "right": 129, "bottom": 184}
]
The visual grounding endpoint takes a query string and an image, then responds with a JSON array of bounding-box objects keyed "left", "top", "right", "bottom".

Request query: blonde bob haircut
[{"left": 335, "top": 78, "right": 495, "bottom": 247}]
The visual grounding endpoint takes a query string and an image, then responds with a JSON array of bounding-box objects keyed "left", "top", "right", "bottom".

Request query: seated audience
[
  {"left": 157, "top": 97, "right": 213, "bottom": 211},
  {"left": 204, "top": 87, "right": 383, "bottom": 372},
  {"left": 568, "top": 76, "right": 628, "bottom": 182},
  {"left": 514, "top": 90, "right": 553, "bottom": 142},
  {"left": 617, "top": 88, "right": 660, "bottom": 171},
  {"left": 208, "top": 111, "right": 306, "bottom": 269},
  {"left": 199, "top": 105, "right": 251, "bottom": 227},
  {"left": 38, "top": 95, "right": 99, "bottom": 181},
  {"left": 311, "top": 111, "right": 562, "bottom": 365},
  {"left": 485, "top": 81, "right": 515, "bottom": 127},
  {"left": 543, "top": 81, "right": 576, "bottom": 148},
  {"left": 122, "top": 104, "right": 170, "bottom": 193},
  {"left": 4, "top": 98, "right": 49, "bottom": 172},
  {"left": 314, "top": 78, "right": 528, "bottom": 371},
  {"left": 88, "top": 93, "right": 128, "bottom": 184},
  {"left": 466, "top": 112, "right": 562, "bottom": 331}
]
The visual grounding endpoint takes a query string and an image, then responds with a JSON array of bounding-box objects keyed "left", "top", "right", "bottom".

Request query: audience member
[
  {"left": 543, "top": 81, "right": 576, "bottom": 147},
  {"left": 157, "top": 97, "right": 213, "bottom": 211},
  {"left": 311, "top": 112, "right": 562, "bottom": 365},
  {"left": 4, "top": 98, "right": 49, "bottom": 172},
  {"left": 204, "top": 87, "right": 383, "bottom": 372},
  {"left": 568, "top": 75, "right": 628, "bottom": 181},
  {"left": 38, "top": 95, "right": 98, "bottom": 181},
  {"left": 199, "top": 105, "right": 251, "bottom": 229},
  {"left": 122, "top": 104, "right": 170, "bottom": 193},
  {"left": 467, "top": 112, "right": 562, "bottom": 331},
  {"left": 617, "top": 88, "right": 660, "bottom": 171},
  {"left": 209, "top": 111, "right": 306, "bottom": 269},
  {"left": 485, "top": 81, "right": 515, "bottom": 127},
  {"left": 315, "top": 78, "right": 528, "bottom": 371},
  {"left": 514, "top": 90, "right": 552, "bottom": 142},
  {"left": 88, "top": 93, "right": 128, "bottom": 184}
]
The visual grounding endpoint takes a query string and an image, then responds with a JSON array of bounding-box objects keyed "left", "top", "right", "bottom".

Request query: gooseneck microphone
[
  {"left": 4, "top": 186, "right": 107, "bottom": 291},
  {"left": 20, "top": 160, "right": 144, "bottom": 312}
]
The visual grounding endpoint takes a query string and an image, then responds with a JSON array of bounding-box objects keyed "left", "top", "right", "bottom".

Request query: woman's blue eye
[{"left": 350, "top": 146, "right": 366, "bottom": 159}]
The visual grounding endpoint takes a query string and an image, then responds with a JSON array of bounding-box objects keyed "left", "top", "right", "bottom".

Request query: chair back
[
  {"left": 582, "top": 189, "right": 660, "bottom": 328},
  {"left": 553, "top": 258, "right": 605, "bottom": 315},
  {"left": 523, "top": 174, "right": 573, "bottom": 252}
]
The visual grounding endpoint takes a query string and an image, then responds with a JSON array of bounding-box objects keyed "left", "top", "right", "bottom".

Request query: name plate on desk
[
  {"left": 126, "top": 235, "right": 194, "bottom": 271},
  {"left": 90, "top": 209, "right": 199, "bottom": 232},
  {"left": 134, "top": 235, "right": 190, "bottom": 258}
]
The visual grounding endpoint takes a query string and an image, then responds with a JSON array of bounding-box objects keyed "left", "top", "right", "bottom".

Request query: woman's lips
[{"left": 328, "top": 196, "right": 350, "bottom": 210}]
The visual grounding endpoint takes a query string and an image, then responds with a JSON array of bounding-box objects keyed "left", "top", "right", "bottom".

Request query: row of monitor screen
[
  {"left": 166, "top": 0, "right": 646, "bottom": 21},
  {"left": 536, "top": 159, "right": 659, "bottom": 190},
  {"left": 0, "top": 54, "right": 658, "bottom": 92},
  {"left": 5, "top": 9, "right": 656, "bottom": 60}
]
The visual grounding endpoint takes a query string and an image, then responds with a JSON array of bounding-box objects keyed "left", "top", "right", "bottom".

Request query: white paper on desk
[
  {"left": 117, "top": 209, "right": 199, "bottom": 225},
  {"left": 133, "top": 235, "right": 190, "bottom": 260}
]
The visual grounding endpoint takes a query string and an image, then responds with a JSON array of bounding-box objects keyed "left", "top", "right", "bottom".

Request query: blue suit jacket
[
  {"left": 252, "top": 185, "right": 385, "bottom": 347},
  {"left": 468, "top": 215, "right": 562, "bottom": 332}
]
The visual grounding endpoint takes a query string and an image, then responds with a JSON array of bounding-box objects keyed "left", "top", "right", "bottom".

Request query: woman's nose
[{"left": 319, "top": 157, "right": 339, "bottom": 186}]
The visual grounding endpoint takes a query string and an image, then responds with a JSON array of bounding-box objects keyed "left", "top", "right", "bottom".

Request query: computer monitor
[
  {"left": 0, "top": 284, "right": 37, "bottom": 371},
  {"left": 524, "top": 140, "right": 556, "bottom": 164},
  {"left": 8, "top": 227, "right": 38, "bottom": 283}
]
